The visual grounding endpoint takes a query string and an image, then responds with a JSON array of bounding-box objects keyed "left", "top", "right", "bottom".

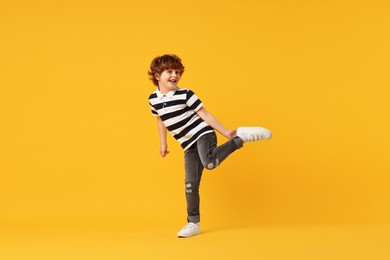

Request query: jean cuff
[{"left": 233, "top": 136, "right": 243, "bottom": 149}]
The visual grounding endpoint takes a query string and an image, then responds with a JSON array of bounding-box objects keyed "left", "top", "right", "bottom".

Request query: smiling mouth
[{"left": 169, "top": 79, "right": 177, "bottom": 83}]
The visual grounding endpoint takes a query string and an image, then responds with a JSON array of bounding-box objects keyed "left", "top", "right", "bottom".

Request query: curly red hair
[{"left": 148, "top": 54, "right": 185, "bottom": 86}]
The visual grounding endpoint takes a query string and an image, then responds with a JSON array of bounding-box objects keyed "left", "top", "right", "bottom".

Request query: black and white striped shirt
[{"left": 149, "top": 88, "right": 214, "bottom": 150}]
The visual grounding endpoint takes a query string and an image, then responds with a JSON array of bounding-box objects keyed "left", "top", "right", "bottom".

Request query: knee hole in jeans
[
  {"left": 185, "top": 182, "right": 193, "bottom": 194},
  {"left": 205, "top": 159, "right": 219, "bottom": 170}
]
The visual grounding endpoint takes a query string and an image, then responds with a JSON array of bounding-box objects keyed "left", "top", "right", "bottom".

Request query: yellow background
[{"left": 1, "top": 0, "right": 389, "bottom": 259}]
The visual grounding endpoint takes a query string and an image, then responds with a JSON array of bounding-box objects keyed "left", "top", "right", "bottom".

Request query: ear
[{"left": 155, "top": 73, "right": 160, "bottom": 81}]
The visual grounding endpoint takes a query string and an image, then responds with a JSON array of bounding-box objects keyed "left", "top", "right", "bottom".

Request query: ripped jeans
[{"left": 184, "top": 132, "right": 243, "bottom": 223}]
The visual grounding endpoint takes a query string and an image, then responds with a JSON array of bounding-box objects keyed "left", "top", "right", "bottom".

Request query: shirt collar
[{"left": 156, "top": 88, "right": 176, "bottom": 100}]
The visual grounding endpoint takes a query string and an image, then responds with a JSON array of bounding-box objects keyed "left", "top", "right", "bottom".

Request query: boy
[{"left": 148, "top": 54, "right": 272, "bottom": 238}]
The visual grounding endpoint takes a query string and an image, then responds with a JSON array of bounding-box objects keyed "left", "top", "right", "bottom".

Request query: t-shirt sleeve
[
  {"left": 186, "top": 89, "right": 203, "bottom": 112},
  {"left": 150, "top": 103, "right": 158, "bottom": 116},
  {"left": 148, "top": 93, "right": 159, "bottom": 117}
]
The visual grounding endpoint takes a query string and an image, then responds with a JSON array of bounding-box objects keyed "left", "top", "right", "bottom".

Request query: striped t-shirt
[{"left": 148, "top": 88, "right": 214, "bottom": 150}]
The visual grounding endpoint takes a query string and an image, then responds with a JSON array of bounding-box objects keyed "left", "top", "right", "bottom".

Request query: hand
[
  {"left": 160, "top": 144, "right": 170, "bottom": 157},
  {"left": 224, "top": 129, "right": 237, "bottom": 140}
]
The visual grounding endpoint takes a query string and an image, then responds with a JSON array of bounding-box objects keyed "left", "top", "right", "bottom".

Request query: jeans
[{"left": 184, "top": 132, "right": 243, "bottom": 223}]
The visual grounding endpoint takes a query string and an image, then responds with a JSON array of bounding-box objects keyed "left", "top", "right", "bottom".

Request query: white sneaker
[
  {"left": 177, "top": 222, "right": 200, "bottom": 238},
  {"left": 237, "top": 127, "right": 272, "bottom": 142}
]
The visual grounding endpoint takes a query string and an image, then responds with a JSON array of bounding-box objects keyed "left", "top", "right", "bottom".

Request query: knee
[
  {"left": 204, "top": 159, "right": 219, "bottom": 170},
  {"left": 205, "top": 163, "right": 216, "bottom": 170}
]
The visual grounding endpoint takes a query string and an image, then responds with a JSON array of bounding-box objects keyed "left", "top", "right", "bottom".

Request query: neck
[{"left": 158, "top": 86, "right": 177, "bottom": 94}]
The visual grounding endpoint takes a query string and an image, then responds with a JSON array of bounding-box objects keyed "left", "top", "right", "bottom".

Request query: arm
[
  {"left": 156, "top": 116, "right": 169, "bottom": 157},
  {"left": 196, "top": 107, "right": 236, "bottom": 139}
]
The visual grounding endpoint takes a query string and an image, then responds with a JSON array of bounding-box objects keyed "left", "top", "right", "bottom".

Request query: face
[{"left": 156, "top": 68, "right": 181, "bottom": 93}]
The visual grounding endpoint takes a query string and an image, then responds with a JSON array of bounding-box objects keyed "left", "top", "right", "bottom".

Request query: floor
[{"left": 1, "top": 223, "right": 389, "bottom": 259}]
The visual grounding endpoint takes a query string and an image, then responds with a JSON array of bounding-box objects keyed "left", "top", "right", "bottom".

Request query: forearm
[
  {"left": 157, "top": 117, "right": 168, "bottom": 145},
  {"left": 156, "top": 117, "right": 170, "bottom": 157},
  {"left": 196, "top": 108, "right": 230, "bottom": 138}
]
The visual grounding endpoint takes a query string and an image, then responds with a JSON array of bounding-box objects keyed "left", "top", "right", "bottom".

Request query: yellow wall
[{"left": 1, "top": 0, "right": 389, "bottom": 228}]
